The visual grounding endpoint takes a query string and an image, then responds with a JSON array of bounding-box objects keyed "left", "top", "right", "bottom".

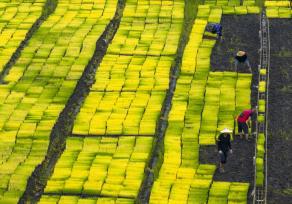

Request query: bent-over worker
[
  {"left": 217, "top": 128, "right": 233, "bottom": 173},
  {"left": 237, "top": 108, "right": 257, "bottom": 140},
  {"left": 234, "top": 51, "right": 252, "bottom": 72}
]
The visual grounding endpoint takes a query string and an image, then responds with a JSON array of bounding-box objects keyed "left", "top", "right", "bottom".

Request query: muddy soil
[
  {"left": 211, "top": 15, "right": 260, "bottom": 74},
  {"left": 200, "top": 136, "right": 256, "bottom": 182},
  {"left": 267, "top": 19, "right": 292, "bottom": 204},
  {"left": 200, "top": 15, "right": 260, "bottom": 203}
]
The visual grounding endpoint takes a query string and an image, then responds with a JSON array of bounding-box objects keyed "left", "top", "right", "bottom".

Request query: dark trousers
[
  {"left": 219, "top": 151, "right": 228, "bottom": 164},
  {"left": 238, "top": 121, "right": 249, "bottom": 134},
  {"left": 235, "top": 59, "right": 251, "bottom": 71}
]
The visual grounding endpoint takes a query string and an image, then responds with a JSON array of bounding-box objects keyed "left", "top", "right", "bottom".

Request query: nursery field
[{"left": 0, "top": 0, "right": 291, "bottom": 203}]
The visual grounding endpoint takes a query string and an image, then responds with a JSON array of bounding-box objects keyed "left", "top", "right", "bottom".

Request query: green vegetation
[
  {"left": 39, "top": 196, "right": 134, "bottom": 203},
  {"left": 44, "top": 136, "right": 153, "bottom": 198},
  {"left": 0, "top": 0, "right": 284, "bottom": 203},
  {"left": 40, "top": 0, "right": 185, "bottom": 202},
  {"left": 0, "top": 0, "right": 45, "bottom": 74},
  {"left": 0, "top": 0, "right": 118, "bottom": 202},
  {"left": 150, "top": 2, "right": 257, "bottom": 202}
]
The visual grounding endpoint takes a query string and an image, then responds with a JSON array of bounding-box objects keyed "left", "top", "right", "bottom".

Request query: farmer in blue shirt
[{"left": 211, "top": 23, "right": 223, "bottom": 39}]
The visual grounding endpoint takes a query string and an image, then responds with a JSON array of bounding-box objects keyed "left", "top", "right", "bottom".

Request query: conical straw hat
[
  {"left": 220, "top": 128, "right": 233, "bottom": 133},
  {"left": 237, "top": 51, "right": 246, "bottom": 57}
]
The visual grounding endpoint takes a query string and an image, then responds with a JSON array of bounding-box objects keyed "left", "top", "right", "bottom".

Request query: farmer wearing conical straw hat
[
  {"left": 234, "top": 51, "right": 252, "bottom": 72},
  {"left": 216, "top": 128, "right": 233, "bottom": 173}
]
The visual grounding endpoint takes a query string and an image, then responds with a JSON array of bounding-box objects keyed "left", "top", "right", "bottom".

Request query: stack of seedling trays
[
  {"left": 207, "top": 182, "right": 249, "bottom": 203},
  {"left": 198, "top": 68, "right": 251, "bottom": 145},
  {"left": 150, "top": 18, "right": 218, "bottom": 203},
  {"left": 72, "top": 91, "right": 165, "bottom": 136},
  {"left": 151, "top": 4, "right": 257, "bottom": 202},
  {"left": 39, "top": 196, "right": 134, "bottom": 204},
  {"left": 0, "top": 0, "right": 45, "bottom": 72},
  {"left": 0, "top": 0, "right": 118, "bottom": 202},
  {"left": 265, "top": 1, "right": 292, "bottom": 18},
  {"left": 43, "top": 136, "right": 153, "bottom": 199},
  {"left": 90, "top": 55, "right": 172, "bottom": 92},
  {"left": 255, "top": 67, "right": 267, "bottom": 187}
]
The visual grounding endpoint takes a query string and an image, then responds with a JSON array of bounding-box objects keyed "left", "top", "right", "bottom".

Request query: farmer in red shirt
[{"left": 237, "top": 108, "right": 256, "bottom": 140}]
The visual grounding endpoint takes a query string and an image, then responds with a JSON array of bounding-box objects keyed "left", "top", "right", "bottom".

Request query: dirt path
[
  {"left": 267, "top": 19, "right": 292, "bottom": 204},
  {"left": 211, "top": 15, "right": 260, "bottom": 75},
  {"left": 200, "top": 15, "right": 260, "bottom": 203},
  {"left": 200, "top": 137, "right": 255, "bottom": 183}
]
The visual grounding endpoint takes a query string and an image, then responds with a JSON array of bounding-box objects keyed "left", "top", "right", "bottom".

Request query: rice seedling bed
[
  {"left": 107, "top": 0, "right": 184, "bottom": 56},
  {"left": 39, "top": 0, "right": 185, "bottom": 202},
  {"left": 199, "top": 14, "right": 259, "bottom": 204},
  {"left": 0, "top": 0, "right": 274, "bottom": 203},
  {"left": 0, "top": 0, "right": 45, "bottom": 74},
  {"left": 0, "top": 0, "right": 119, "bottom": 202},
  {"left": 265, "top": 1, "right": 292, "bottom": 18},
  {"left": 73, "top": 90, "right": 165, "bottom": 136},
  {"left": 39, "top": 195, "right": 134, "bottom": 204},
  {"left": 43, "top": 136, "right": 153, "bottom": 198},
  {"left": 149, "top": 4, "right": 255, "bottom": 201}
]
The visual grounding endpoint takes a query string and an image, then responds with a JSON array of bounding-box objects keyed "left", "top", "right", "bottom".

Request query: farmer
[
  {"left": 234, "top": 51, "right": 252, "bottom": 72},
  {"left": 237, "top": 107, "right": 257, "bottom": 140},
  {"left": 217, "top": 128, "right": 233, "bottom": 173},
  {"left": 206, "top": 23, "right": 223, "bottom": 39},
  {"left": 211, "top": 23, "right": 223, "bottom": 39}
]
